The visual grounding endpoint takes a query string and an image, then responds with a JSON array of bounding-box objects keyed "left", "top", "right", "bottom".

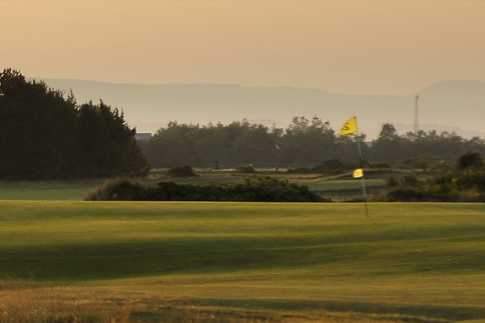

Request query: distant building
[{"left": 135, "top": 133, "right": 152, "bottom": 141}]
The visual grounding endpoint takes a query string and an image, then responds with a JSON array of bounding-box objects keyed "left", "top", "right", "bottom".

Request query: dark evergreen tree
[{"left": 0, "top": 69, "right": 149, "bottom": 179}]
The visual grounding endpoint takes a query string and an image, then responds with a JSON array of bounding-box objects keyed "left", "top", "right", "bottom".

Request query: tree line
[
  {"left": 141, "top": 119, "right": 485, "bottom": 169},
  {"left": 0, "top": 69, "right": 148, "bottom": 179}
]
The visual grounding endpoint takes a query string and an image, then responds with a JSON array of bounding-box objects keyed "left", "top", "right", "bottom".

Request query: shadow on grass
[
  {"left": 0, "top": 237, "right": 356, "bottom": 281},
  {"left": 3, "top": 226, "right": 485, "bottom": 281}
]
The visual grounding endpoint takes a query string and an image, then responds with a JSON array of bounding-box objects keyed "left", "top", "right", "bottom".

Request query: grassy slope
[{"left": 1, "top": 201, "right": 485, "bottom": 321}]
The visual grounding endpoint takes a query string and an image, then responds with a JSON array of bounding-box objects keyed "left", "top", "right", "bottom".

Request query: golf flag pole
[
  {"left": 356, "top": 141, "right": 369, "bottom": 217},
  {"left": 341, "top": 117, "right": 369, "bottom": 217}
]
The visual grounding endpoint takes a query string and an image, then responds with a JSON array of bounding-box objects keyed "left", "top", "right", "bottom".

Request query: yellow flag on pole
[
  {"left": 340, "top": 117, "right": 359, "bottom": 137},
  {"left": 353, "top": 168, "right": 364, "bottom": 179}
]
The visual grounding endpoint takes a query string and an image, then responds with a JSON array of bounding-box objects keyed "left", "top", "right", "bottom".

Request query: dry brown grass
[
  {"left": 0, "top": 286, "right": 433, "bottom": 323},
  {"left": 0, "top": 287, "right": 131, "bottom": 323}
]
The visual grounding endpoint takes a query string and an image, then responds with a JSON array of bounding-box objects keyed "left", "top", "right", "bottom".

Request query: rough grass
[
  {"left": 2, "top": 202, "right": 485, "bottom": 321},
  {"left": 0, "top": 287, "right": 408, "bottom": 323}
]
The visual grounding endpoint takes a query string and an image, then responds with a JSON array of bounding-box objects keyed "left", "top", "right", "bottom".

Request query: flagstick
[
  {"left": 356, "top": 136, "right": 369, "bottom": 217},
  {"left": 341, "top": 116, "right": 369, "bottom": 217}
]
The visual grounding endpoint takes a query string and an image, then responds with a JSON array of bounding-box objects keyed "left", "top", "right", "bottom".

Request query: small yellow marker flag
[
  {"left": 340, "top": 116, "right": 359, "bottom": 137},
  {"left": 353, "top": 168, "right": 364, "bottom": 179}
]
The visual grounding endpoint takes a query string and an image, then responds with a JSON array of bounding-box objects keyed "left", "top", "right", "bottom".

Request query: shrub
[
  {"left": 384, "top": 155, "right": 485, "bottom": 202},
  {"left": 88, "top": 177, "right": 329, "bottom": 202},
  {"left": 386, "top": 188, "right": 458, "bottom": 202},
  {"left": 86, "top": 179, "right": 146, "bottom": 201},
  {"left": 386, "top": 189, "right": 425, "bottom": 202},
  {"left": 230, "top": 177, "right": 326, "bottom": 202},
  {"left": 457, "top": 172, "right": 485, "bottom": 192},
  {"left": 167, "top": 166, "right": 198, "bottom": 177},
  {"left": 458, "top": 152, "right": 483, "bottom": 171}
]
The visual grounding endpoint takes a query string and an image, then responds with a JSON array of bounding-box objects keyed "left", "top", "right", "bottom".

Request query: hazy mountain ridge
[
  {"left": 421, "top": 80, "right": 485, "bottom": 95},
  {"left": 42, "top": 78, "right": 485, "bottom": 138}
]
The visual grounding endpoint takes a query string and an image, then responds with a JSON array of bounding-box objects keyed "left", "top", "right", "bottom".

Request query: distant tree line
[
  {"left": 0, "top": 69, "right": 148, "bottom": 179},
  {"left": 141, "top": 117, "right": 361, "bottom": 168},
  {"left": 140, "top": 119, "right": 485, "bottom": 169},
  {"left": 372, "top": 124, "right": 485, "bottom": 163}
]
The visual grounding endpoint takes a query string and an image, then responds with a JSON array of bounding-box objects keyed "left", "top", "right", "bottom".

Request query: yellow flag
[
  {"left": 353, "top": 168, "right": 364, "bottom": 179},
  {"left": 340, "top": 117, "right": 359, "bottom": 136}
]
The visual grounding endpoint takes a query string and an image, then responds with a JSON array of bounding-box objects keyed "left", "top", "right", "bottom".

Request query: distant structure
[
  {"left": 414, "top": 95, "right": 420, "bottom": 133},
  {"left": 135, "top": 133, "right": 152, "bottom": 141}
]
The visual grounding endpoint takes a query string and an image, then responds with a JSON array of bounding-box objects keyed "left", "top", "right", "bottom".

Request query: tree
[
  {"left": 282, "top": 116, "right": 337, "bottom": 166},
  {"left": 379, "top": 123, "right": 398, "bottom": 139},
  {"left": 0, "top": 69, "right": 148, "bottom": 179},
  {"left": 458, "top": 152, "right": 483, "bottom": 171}
]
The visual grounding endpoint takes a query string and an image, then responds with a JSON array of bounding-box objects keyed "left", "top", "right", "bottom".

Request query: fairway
[{"left": 2, "top": 201, "right": 485, "bottom": 321}]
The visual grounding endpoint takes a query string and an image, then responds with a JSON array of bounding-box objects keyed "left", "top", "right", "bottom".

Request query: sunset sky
[{"left": 1, "top": 0, "right": 484, "bottom": 94}]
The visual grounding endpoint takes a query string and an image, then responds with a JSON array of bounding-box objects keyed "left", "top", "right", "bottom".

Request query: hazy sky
[{"left": 1, "top": 0, "right": 484, "bottom": 94}]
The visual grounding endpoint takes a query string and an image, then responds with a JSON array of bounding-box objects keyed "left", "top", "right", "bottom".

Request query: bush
[
  {"left": 230, "top": 177, "right": 326, "bottom": 202},
  {"left": 386, "top": 189, "right": 425, "bottom": 202},
  {"left": 457, "top": 172, "right": 485, "bottom": 192},
  {"left": 87, "top": 177, "right": 329, "bottom": 202},
  {"left": 386, "top": 189, "right": 458, "bottom": 202},
  {"left": 86, "top": 179, "right": 147, "bottom": 201},
  {"left": 167, "top": 166, "right": 197, "bottom": 177},
  {"left": 384, "top": 155, "right": 485, "bottom": 202},
  {"left": 458, "top": 152, "right": 483, "bottom": 171}
]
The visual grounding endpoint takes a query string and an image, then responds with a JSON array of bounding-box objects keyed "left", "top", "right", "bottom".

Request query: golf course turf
[{"left": 1, "top": 201, "right": 485, "bottom": 322}]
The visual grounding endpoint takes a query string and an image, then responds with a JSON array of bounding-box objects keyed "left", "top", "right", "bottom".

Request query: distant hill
[{"left": 42, "top": 78, "right": 485, "bottom": 138}]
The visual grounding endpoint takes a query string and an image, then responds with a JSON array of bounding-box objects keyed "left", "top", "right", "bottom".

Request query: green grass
[
  {"left": 0, "top": 180, "right": 103, "bottom": 201},
  {"left": 2, "top": 201, "right": 485, "bottom": 321}
]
